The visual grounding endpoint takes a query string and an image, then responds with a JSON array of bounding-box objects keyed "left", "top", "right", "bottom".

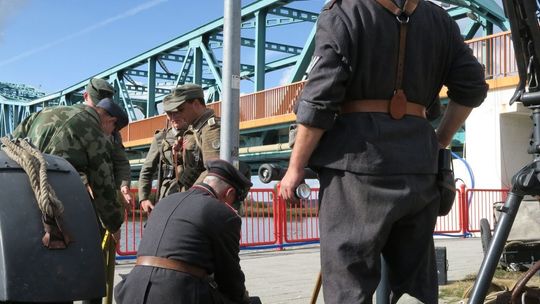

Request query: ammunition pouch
[
  {"left": 437, "top": 148, "right": 456, "bottom": 216},
  {"left": 161, "top": 164, "right": 175, "bottom": 179},
  {"left": 288, "top": 124, "right": 297, "bottom": 149}
]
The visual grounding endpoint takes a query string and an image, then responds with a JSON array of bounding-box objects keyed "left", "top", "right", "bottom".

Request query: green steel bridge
[{"left": 0, "top": 0, "right": 510, "bottom": 176}]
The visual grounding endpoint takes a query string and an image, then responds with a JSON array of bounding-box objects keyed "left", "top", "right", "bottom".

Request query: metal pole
[
  {"left": 376, "top": 256, "right": 390, "bottom": 304},
  {"left": 221, "top": 0, "right": 241, "bottom": 165},
  {"left": 147, "top": 57, "right": 156, "bottom": 117}
]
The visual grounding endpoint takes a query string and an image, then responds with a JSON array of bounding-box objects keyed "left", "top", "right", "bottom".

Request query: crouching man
[{"left": 115, "top": 159, "right": 253, "bottom": 304}]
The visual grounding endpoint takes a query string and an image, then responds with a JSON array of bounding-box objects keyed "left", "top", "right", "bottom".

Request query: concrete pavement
[{"left": 110, "top": 237, "right": 483, "bottom": 303}]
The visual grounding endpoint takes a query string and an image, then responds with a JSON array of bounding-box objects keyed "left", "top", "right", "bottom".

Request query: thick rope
[{"left": 0, "top": 137, "right": 64, "bottom": 217}]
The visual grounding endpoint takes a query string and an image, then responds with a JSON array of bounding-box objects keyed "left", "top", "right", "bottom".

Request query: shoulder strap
[
  {"left": 374, "top": 0, "right": 419, "bottom": 119},
  {"left": 375, "top": 0, "right": 419, "bottom": 17},
  {"left": 157, "top": 128, "right": 169, "bottom": 161}
]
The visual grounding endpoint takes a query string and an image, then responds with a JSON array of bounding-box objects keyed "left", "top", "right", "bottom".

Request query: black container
[
  {"left": 436, "top": 246, "right": 448, "bottom": 285},
  {"left": 0, "top": 151, "right": 105, "bottom": 302}
]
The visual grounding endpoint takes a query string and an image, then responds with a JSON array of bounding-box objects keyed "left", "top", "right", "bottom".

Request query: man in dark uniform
[
  {"left": 163, "top": 84, "right": 221, "bottom": 191},
  {"left": 114, "top": 159, "right": 252, "bottom": 304},
  {"left": 138, "top": 94, "right": 188, "bottom": 213},
  {"left": 280, "top": 0, "right": 488, "bottom": 303}
]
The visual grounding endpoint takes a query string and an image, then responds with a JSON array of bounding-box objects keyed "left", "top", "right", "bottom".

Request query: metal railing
[
  {"left": 468, "top": 31, "right": 517, "bottom": 79},
  {"left": 465, "top": 188, "right": 509, "bottom": 232},
  {"left": 117, "top": 186, "right": 511, "bottom": 255}
]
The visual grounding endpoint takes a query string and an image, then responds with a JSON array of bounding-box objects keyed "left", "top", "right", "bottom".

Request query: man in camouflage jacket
[
  {"left": 84, "top": 78, "right": 133, "bottom": 206},
  {"left": 12, "top": 101, "right": 129, "bottom": 235},
  {"left": 163, "top": 84, "right": 220, "bottom": 191}
]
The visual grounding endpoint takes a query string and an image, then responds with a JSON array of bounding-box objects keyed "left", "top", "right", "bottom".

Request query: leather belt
[
  {"left": 136, "top": 256, "right": 208, "bottom": 278},
  {"left": 341, "top": 99, "right": 426, "bottom": 119}
]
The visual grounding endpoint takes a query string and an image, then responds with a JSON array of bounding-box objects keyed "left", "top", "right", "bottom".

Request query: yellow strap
[{"left": 102, "top": 231, "right": 110, "bottom": 249}]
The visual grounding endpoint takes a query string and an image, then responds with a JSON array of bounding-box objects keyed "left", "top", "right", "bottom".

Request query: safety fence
[{"left": 117, "top": 186, "right": 510, "bottom": 256}]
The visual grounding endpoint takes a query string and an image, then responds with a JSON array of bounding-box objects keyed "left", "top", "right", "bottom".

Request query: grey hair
[{"left": 203, "top": 175, "right": 232, "bottom": 194}]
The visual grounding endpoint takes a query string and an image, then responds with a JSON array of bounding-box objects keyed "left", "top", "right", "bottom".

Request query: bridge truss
[{"left": 0, "top": 0, "right": 508, "bottom": 138}]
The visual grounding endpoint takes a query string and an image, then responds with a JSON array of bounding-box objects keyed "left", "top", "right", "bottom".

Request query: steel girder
[{"left": 1, "top": 0, "right": 510, "bottom": 133}]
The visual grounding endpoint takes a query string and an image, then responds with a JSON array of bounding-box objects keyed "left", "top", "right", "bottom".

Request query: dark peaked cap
[
  {"left": 206, "top": 159, "right": 253, "bottom": 196},
  {"left": 96, "top": 98, "right": 129, "bottom": 131}
]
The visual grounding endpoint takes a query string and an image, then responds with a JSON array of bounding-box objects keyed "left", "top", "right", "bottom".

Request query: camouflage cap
[
  {"left": 86, "top": 78, "right": 115, "bottom": 105},
  {"left": 96, "top": 98, "right": 129, "bottom": 131},
  {"left": 163, "top": 83, "right": 204, "bottom": 112}
]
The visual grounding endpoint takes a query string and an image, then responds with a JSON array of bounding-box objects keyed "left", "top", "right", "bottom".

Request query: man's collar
[{"left": 191, "top": 109, "right": 215, "bottom": 130}]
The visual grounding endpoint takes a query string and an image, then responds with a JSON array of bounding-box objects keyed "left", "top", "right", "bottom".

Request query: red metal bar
[
  {"left": 465, "top": 188, "right": 509, "bottom": 233},
  {"left": 284, "top": 188, "right": 320, "bottom": 243},
  {"left": 238, "top": 189, "right": 278, "bottom": 247},
  {"left": 460, "top": 184, "right": 469, "bottom": 235},
  {"left": 434, "top": 187, "right": 462, "bottom": 234},
  {"left": 117, "top": 186, "right": 512, "bottom": 255},
  {"left": 274, "top": 184, "right": 284, "bottom": 250}
]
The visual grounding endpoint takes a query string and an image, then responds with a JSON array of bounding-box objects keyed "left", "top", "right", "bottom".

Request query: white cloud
[{"left": 0, "top": 0, "right": 168, "bottom": 67}]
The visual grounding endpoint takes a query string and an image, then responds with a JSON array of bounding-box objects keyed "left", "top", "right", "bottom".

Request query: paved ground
[{"left": 108, "top": 237, "right": 484, "bottom": 304}]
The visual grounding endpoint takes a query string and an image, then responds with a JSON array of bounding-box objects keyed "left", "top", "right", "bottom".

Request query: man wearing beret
[
  {"left": 12, "top": 98, "right": 129, "bottom": 240},
  {"left": 138, "top": 94, "right": 188, "bottom": 213},
  {"left": 163, "top": 83, "right": 221, "bottom": 191},
  {"left": 84, "top": 77, "right": 134, "bottom": 208},
  {"left": 115, "top": 159, "right": 252, "bottom": 304}
]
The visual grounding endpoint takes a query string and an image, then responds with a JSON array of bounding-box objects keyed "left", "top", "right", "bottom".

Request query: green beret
[{"left": 163, "top": 83, "right": 204, "bottom": 112}]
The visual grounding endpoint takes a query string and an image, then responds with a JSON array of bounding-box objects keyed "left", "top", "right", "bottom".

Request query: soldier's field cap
[
  {"left": 206, "top": 159, "right": 253, "bottom": 200},
  {"left": 86, "top": 78, "right": 115, "bottom": 105},
  {"left": 163, "top": 83, "right": 204, "bottom": 112},
  {"left": 96, "top": 98, "right": 129, "bottom": 131}
]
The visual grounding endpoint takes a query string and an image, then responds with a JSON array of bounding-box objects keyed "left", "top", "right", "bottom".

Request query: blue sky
[{"left": 0, "top": 0, "right": 324, "bottom": 94}]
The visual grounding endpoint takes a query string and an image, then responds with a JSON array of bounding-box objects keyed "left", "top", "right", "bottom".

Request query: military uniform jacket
[
  {"left": 114, "top": 185, "right": 248, "bottom": 304},
  {"left": 179, "top": 109, "right": 220, "bottom": 190},
  {"left": 11, "top": 104, "right": 123, "bottom": 232},
  {"left": 138, "top": 127, "right": 185, "bottom": 202},
  {"left": 111, "top": 132, "right": 131, "bottom": 189},
  {"left": 295, "top": 0, "right": 488, "bottom": 175}
]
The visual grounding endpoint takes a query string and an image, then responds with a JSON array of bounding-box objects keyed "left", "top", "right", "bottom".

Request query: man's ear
[
  {"left": 83, "top": 92, "right": 89, "bottom": 101},
  {"left": 225, "top": 187, "right": 236, "bottom": 204}
]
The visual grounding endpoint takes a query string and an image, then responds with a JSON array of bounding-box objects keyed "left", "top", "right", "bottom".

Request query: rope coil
[{"left": 0, "top": 137, "right": 64, "bottom": 218}]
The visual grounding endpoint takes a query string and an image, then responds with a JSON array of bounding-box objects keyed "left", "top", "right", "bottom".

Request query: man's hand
[
  {"left": 112, "top": 230, "right": 121, "bottom": 243},
  {"left": 279, "top": 124, "right": 324, "bottom": 203},
  {"left": 140, "top": 199, "right": 155, "bottom": 213},
  {"left": 120, "top": 186, "right": 133, "bottom": 210},
  {"left": 279, "top": 166, "right": 305, "bottom": 204}
]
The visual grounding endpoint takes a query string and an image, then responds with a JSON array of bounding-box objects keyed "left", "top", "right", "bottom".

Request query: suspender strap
[{"left": 375, "top": 0, "right": 419, "bottom": 119}]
